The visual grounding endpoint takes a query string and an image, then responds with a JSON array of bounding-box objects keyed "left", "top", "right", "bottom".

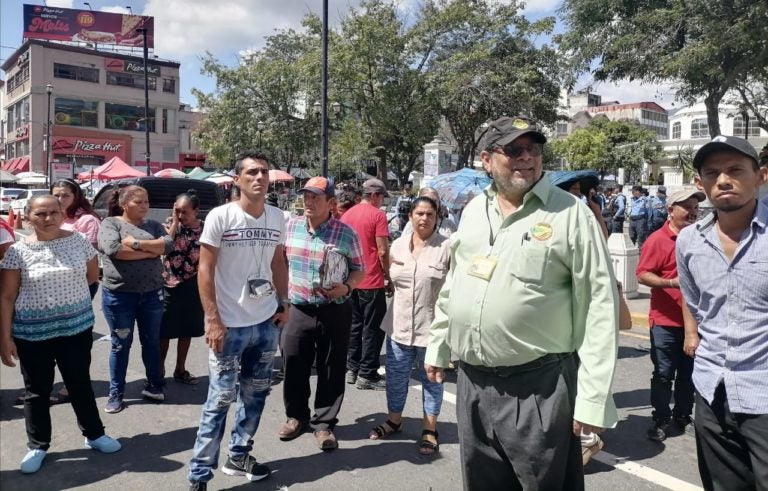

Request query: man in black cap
[
  {"left": 426, "top": 116, "right": 619, "bottom": 489},
  {"left": 677, "top": 135, "right": 768, "bottom": 490}
]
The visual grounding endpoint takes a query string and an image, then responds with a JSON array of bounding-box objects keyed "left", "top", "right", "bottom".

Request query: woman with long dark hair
[
  {"left": 50, "top": 178, "right": 100, "bottom": 247},
  {"left": 98, "top": 185, "right": 173, "bottom": 413},
  {"left": 160, "top": 190, "right": 205, "bottom": 385},
  {"left": 0, "top": 195, "right": 121, "bottom": 474}
]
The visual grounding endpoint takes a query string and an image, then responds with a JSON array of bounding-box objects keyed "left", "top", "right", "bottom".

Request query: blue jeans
[
  {"left": 385, "top": 336, "right": 443, "bottom": 416},
  {"left": 650, "top": 325, "right": 694, "bottom": 423},
  {"left": 188, "top": 320, "right": 279, "bottom": 484},
  {"left": 102, "top": 288, "right": 164, "bottom": 396}
]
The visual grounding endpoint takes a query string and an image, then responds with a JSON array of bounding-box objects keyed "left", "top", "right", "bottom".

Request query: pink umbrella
[
  {"left": 269, "top": 169, "right": 294, "bottom": 183},
  {"left": 154, "top": 168, "right": 187, "bottom": 178}
]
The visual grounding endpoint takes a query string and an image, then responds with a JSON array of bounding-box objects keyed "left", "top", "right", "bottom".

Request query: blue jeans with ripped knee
[{"left": 188, "top": 319, "right": 279, "bottom": 484}]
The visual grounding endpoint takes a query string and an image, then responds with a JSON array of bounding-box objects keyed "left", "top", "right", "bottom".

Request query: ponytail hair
[
  {"left": 108, "top": 185, "right": 147, "bottom": 217},
  {"left": 176, "top": 188, "right": 200, "bottom": 209}
]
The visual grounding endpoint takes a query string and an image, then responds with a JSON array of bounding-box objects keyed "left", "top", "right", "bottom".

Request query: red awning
[
  {"left": 1, "top": 158, "right": 16, "bottom": 171},
  {"left": 13, "top": 157, "right": 30, "bottom": 173}
]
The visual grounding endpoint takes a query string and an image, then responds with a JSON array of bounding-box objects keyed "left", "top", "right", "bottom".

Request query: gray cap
[
  {"left": 657, "top": 185, "right": 666, "bottom": 194},
  {"left": 693, "top": 135, "right": 759, "bottom": 170},
  {"left": 362, "top": 178, "right": 389, "bottom": 197},
  {"left": 668, "top": 189, "right": 705, "bottom": 206}
]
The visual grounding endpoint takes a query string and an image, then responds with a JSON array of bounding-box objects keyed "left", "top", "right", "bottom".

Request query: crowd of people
[{"left": 0, "top": 119, "right": 767, "bottom": 491}]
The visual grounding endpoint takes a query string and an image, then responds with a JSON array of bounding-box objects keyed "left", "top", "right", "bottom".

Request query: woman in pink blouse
[
  {"left": 50, "top": 179, "right": 101, "bottom": 248},
  {"left": 368, "top": 196, "right": 450, "bottom": 455}
]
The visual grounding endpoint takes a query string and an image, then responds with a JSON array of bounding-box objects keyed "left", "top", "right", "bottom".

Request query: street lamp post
[
  {"left": 257, "top": 120, "right": 265, "bottom": 148},
  {"left": 320, "top": 0, "right": 329, "bottom": 177},
  {"left": 137, "top": 27, "right": 151, "bottom": 175},
  {"left": 45, "top": 84, "right": 53, "bottom": 187}
]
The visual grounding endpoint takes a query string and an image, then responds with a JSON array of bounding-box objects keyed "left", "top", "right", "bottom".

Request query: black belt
[
  {"left": 630, "top": 215, "right": 646, "bottom": 220},
  {"left": 292, "top": 302, "right": 337, "bottom": 313},
  {"left": 462, "top": 353, "right": 573, "bottom": 377}
]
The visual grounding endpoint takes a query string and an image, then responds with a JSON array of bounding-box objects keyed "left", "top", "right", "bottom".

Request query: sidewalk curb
[{"left": 630, "top": 312, "right": 649, "bottom": 329}]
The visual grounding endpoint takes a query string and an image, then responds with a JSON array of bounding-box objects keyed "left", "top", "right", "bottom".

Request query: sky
[{"left": 1, "top": 0, "right": 677, "bottom": 110}]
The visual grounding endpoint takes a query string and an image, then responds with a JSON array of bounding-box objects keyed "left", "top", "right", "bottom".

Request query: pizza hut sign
[
  {"left": 106, "top": 58, "right": 160, "bottom": 75},
  {"left": 15, "top": 125, "right": 30, "bottom": 140},
  {"left": 73, "top": 140, "right": 123, "bottom": 153}
]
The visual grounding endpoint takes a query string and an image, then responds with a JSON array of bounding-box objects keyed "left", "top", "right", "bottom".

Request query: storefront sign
[
  {"left": 14, "top": 125, "right": 30, "bottom": 140},
  {"left": 52, "top": 162, "right": 73, "bottom": 180},
  {"left": 105, "top": 57, "right": 160, "bottom": 76},
  {"left": 17, "top": 51, "right": 30, "bottom": 66},
  {"left": 23, "top": 4, "right": 154, "bottom": 48},
  {"left": 52, "top": 136, "right": 127, "bottom": 161}
]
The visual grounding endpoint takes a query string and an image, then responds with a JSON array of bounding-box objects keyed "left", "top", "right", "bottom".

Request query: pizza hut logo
[
  {"left": 33, "top": 6, "right": 43, "bottom": 13},
  {"left": 15, "top": 126, "right": 30, "bottom": 139},
  {"left": 77, "top": 12, "right": 95, "bottom": 28}
]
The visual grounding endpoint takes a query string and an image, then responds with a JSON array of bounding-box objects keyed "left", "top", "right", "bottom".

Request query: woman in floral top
[{"left": 160, "top": 190, "right": 205, "bottom": 385}]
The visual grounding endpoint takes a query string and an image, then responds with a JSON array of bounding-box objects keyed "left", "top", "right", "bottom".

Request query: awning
[
  {"left": 13, "top": 157, "right": 31, "bottom": 173},
  {"left": 1, "top": 158, "right": 17, "bottom": 171}
]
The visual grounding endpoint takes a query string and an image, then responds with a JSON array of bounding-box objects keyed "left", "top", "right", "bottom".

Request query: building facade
[{"left": 1, "top": 39, "right": 199, "bottom": 177}]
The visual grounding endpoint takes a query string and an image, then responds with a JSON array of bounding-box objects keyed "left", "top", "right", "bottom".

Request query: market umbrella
[
  {"left": 0, "top": 170, "right": 18, "bottom": 183},
  {"left": 187, "top": 167, "right": 214, "bottom": 180},
  {"left": 547, "top": 170, "right": 600, "bottom": 191},
  {"left": 269, "top": 169, "right": 294, "bottom": 183},
  {"left": 206, "top": 172, "right": 234, "bottom": 185},
  {"left": 154, "top": 168, "right": 187, "bottom": 178},
  {"left": 15, "top": 171, "right": 48, "bottom": 186},
  {"left": 424, "top": 168, "right": 492, "bottom": 212}
]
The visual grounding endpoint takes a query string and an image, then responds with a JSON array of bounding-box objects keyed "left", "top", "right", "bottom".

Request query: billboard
[{"left": 23, "top": 4, "right": 153, "bottom": 48}]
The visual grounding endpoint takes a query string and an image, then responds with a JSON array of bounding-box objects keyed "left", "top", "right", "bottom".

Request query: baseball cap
[
  {"left": 657, "top": 186, "right": 667, "bottom": 195},
  {"left": 299, "top": 176, "right": 335, "bottom": 197},
  {"left": 668, "top": 189, "right": 705, "bottom": 206},
  {"left": 362, "top": 178, "right": 389, "bottom": 197},
  {"left": 481, "top": 116, "right": 547, "bottom": 150},
  {"left": 692, "top": 135, "right": 759, "bottom": 170}
]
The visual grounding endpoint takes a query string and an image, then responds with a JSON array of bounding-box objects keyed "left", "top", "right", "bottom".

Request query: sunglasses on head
[{"left": 496, "top": 142, "right": 542, "bottom": 159}]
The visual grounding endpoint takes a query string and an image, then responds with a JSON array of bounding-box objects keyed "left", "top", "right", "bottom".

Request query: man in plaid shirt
[{"left": 278, "top": 177, "right": 365, "bottom": 451}]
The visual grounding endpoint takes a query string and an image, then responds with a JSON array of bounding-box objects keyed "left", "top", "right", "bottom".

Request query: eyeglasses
[{"left": 496, "top": 143, "right": 542, "bottom": 159}]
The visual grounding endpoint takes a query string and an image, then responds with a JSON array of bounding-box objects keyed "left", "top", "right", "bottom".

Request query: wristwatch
[{"left": 131, "top": 240, "right": 140, "bottom": 250}]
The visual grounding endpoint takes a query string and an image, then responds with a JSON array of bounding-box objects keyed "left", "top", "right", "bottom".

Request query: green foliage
[
  {"left": 558, "top": 0, "right": 768, "bottom": 137},
  {"left": 551, "top": 119, "right": 664, "bottom": 182},
  {"left": 417, "top": 0, "right": 563, "bottom": 167}
]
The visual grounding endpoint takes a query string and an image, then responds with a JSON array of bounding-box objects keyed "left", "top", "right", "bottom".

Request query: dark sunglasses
[{"left": 497, "top": 143, "right": 542, "bottom": 159}]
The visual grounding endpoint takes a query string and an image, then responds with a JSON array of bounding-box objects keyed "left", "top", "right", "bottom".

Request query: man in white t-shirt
[{"left": 188, "top": 150, "right": 289, "bottom": 490}]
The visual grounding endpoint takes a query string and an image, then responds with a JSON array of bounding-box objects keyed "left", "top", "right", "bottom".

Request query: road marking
[
  {"left": 621, "top": 331, "right": 650, "bottom": 340},
  {"left": 411, "top": 384, "right": 702, "bottom": 491},
  {"left": 593, "top": 451, "right": 703, "bottom": 491}
]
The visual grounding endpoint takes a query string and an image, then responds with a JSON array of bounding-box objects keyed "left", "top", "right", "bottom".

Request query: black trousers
[
  {"left": 611, "top": 217, "right": 624, "bottom": 234},
  {"left": 695, "top": 385, "right": 768, "bottom": 491},
  {"left": 650, "top": 326, "right": 694, "bottom": 422},
  {"left": 281, "top": 301, "right": 352, "bottom": 431},
  {"left": 457, "top": 354, "right": 583, "bottom": 491},
  {"left": 15, "top": 328, "right": 105, "bottom": 450},
  {"left": 629, "top": 217, "right": 648, "bottom": 248},
  {"left": 346, "top": 288, "right": 387, "bottom": 379}
]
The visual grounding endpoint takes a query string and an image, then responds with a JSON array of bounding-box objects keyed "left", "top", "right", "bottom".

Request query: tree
[
  {"left": 192, "top": 17, "right": 323, "bottom": 169},
  {"left": 416, "top": 0, "right": 563, "bottom": 167},
  {"left": 558, "top": 0, "right": 767, "bottom": 137},
  {"left": 331, "top": 0, "right": 440, "bottom": 184},
  {"left": 551, "top": 119, "right": 664, "bottom": 183}
]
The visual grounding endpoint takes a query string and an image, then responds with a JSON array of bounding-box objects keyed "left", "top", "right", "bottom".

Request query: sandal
[
  {"left": 173, "top": 370, "right": 198, "bottom": 385},
  {"left": 369, "top": 419, "right": 402, "bottom": 440},
  {"left": 419, "top": 429, "right": 439, "bottom": 455}
]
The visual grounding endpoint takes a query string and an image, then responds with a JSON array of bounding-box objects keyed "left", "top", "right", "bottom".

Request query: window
[
  {"left": 672, "top": 122, "right": 681, "bottom": 139},
  {"left": 54, "top": 98, "right": 98, "bottom": 128},
  {"left": 6, "top": 97, "right": 30, "bottom": 132},
  {"left": 690, "top": 118, "right": 709, "bottom": 139},
  {"left": 162, "top": 146, "right": 177, "bottom": 161},
  {"left": 162, "top": 78, "right": 176, "bottom": 93},
  {"left": 733, "top": 116, "right": 761, "bottom": 138},
  {"left": 107, "top": 71, "right": 156, "bottom": 90},
  {"left": 6, "top": 65, "right": 30, "bottom": 92},
  {"left": 556, "top": 122, "right": 569, "bottom": 137},
  {"left": 162, "top": 108, "right": 168, "bottom": 134},
  {"left": 105, "top": 103, "right": 155, "bottom": 132},
  {"left": 54, "top": 63, "right": 99, "bottom": 83}
]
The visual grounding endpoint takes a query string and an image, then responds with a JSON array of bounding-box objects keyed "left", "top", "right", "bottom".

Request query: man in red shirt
[
  {"left": 340, "top": 178, "right": 392, "bottom": 390},
  {"left": 636, "top": 188, "right": 705, "bottom": 441}
]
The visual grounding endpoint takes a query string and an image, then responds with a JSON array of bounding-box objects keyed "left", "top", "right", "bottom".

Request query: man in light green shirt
[{"left": 425, "top": 116, "right": 619, "bottom": 490}]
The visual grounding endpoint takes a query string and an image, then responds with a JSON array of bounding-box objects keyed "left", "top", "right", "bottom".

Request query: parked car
[
  {"left": 0, "top": 187, "right": 24, "bottom": 213},
  {"left": 92, "top": 177, "right": 227, "bottom": 223},
  {"left": 9, "top": 189, "right": 49, "bottom": 215}
]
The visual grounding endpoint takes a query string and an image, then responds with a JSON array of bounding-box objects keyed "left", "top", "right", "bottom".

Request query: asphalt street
[{"left": 0, "top": 285, "right": 705, "bottom": 491}]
